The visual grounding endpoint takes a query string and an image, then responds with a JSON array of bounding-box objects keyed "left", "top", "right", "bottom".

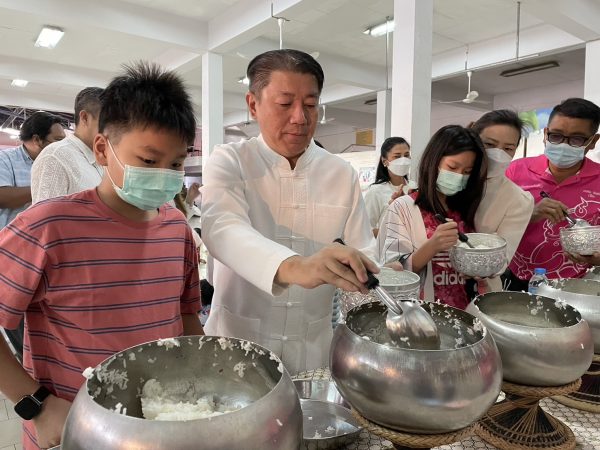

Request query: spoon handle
[
  {"left": 434, "top": 214, "right": 472, "bottom": 246},
  {"left": 540, "top": 191, "right": 576, "bottom": 226}
]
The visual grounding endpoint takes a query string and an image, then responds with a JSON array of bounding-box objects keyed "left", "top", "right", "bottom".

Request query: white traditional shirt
[
  {"left": 201, "top": 135, "right": 375, "bottom": 374},
  {"left": 31, "top": 134, "right": 103, "bottom": 204},
  {"left": 364, "top": 182, "right": 396, "bottom": 230}
]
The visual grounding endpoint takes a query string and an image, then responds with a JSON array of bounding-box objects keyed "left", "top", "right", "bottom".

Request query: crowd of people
[{"left": 0, "top": 49, "right": 598, "bottom": 449}]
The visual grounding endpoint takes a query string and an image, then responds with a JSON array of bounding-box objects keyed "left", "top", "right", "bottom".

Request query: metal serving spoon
[
  {"left": 540, "top": 191, "right": 591, "bottom": 227},
  {"left": 334, "top": 239, "right": 440, "bottom": 350}
]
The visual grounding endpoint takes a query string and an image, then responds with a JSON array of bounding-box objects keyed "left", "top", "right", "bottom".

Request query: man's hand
[
  {"left": 531, "top": 198, "right": 568, "bottom": 224},
  {"left": 565, "top": 251, "right": 600, "bottom": 267},
  {"left": 275, "top": 244, "right": 379, "bottom": 294},
  {"left": 429, "top": 220, "right": 459, "bottom": 253},
  {"left": 33, "top": 394, "right": 72, "bottom": 449}
]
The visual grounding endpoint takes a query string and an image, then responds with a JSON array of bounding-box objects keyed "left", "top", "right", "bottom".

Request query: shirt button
[
  {"left": 286, "top": 302, "right": 293, "bottom": 308},
  {"left": 282, "top": 336, "right": 288, "bottom": 341}
]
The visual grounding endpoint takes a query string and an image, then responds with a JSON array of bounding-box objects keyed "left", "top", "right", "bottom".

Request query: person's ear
[
  {"left": 94, "top": 134, "right": 109, "bottom": 166},
  {"left": 246, "top": 92, "right": 258, "bottom": 119},
  {"left": 79, "top": 110, "right": 89, "bottom": 127},
  {"left": 587, "top": 134, "right": 599, "bottom": 151},
  {"left": 543, "top": 127, "right": 548, "bottom": 145},
  {"left": 381, "top": 157, "right": 387, "bottom": 167}
]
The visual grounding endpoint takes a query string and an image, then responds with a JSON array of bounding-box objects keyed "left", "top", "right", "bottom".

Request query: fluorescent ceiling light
[
  {"left": 364, "top": 19, "right": 394, "bottom": 37},
  {"left": 500, "top": 61, "right": 559, "bottom": 77},
  {"left": 238, "top": 76, "right": 249, "bottom": 85},
  {"left": 11, "top": 79, "right": 29, "bottom": 87},
  {"left": 9, "top": 135, "right": 19, "bottom": 140},
  {"left": 35, "top": 26, "right": 64, "bottom": 49}
]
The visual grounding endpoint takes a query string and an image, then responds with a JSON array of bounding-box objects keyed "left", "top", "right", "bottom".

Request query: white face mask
[
  {"left": 485, "top": 148, "right": 512, "bottom": 178},
  {"left": 387, "top": 157, "right": 411, "bottom": 177}
]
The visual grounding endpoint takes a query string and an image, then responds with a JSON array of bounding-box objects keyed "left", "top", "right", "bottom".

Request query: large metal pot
[
  {"left": 330, "top": 302, "right": 502, "bottom": 434},
  {"left": 62, "top": 336, "right": 302, "bottom": 450},
  {"left": 467, "top": 291, "right": 593, "bottom": 386},
  {"left": 538, "top": 278, "right": 600, "bottom": 351}
]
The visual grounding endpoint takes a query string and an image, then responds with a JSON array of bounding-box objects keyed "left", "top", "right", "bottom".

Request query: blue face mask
[
  {"left": 544, "top": 142, "right": 585, "bottom": 169},
  {"left": 436, "top": 168, "right": 469, "bottom": 196},
  {"left": 106, "top": 139, "right": 184, "bottom": 211}
]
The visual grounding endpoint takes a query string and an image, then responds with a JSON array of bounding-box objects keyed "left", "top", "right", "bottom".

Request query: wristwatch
[{"left": 14, "top": 386, "right": 51, "bottom": 420}]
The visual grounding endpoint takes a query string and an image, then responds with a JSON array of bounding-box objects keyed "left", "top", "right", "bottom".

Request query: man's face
[
  {"left": 79, "top": 110, "right": 100, "bottom": 149},
  {"left": 545, "top": 114, "right": 599, "bottom": 154},
  {"left": 247, "top": 70, "right": 319, "bottom": 163},
  {"left": 30, "top": 123, "right": 65, "bottom": 157}
]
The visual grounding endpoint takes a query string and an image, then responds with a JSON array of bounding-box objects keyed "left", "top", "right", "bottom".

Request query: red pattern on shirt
[{"left": 419, "top": 207, "right": 473, "bottom": 309}]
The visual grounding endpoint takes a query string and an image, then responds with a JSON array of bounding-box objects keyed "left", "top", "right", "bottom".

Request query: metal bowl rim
[
  {"left": 343, "top": 302, "right": 489, "bottom": 352},
  {"left": 82, "top": 335, "right": 293, "bottom": 423},
  {"left": 299, "top": 398, "right": 362, "bottom": 441},
  {"left": 471, "top": 295, "right": 585, "bottom": 331}
]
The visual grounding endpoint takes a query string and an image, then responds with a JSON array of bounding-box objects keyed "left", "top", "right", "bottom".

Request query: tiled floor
[{"left": 0, "top": 391, "right": 22, "bottom": 450}]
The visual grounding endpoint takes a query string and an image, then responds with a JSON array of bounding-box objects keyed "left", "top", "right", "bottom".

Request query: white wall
[
  {"left": 430, "top": 103, "right": 489, "bottom": 135},
  {"left": 493, "top": 79, "right": 584, "bottom": 111}
]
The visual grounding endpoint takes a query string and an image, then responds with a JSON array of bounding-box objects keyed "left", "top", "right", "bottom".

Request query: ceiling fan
[
  {"left": 438, "top": 71, "right": 489, "bottom": 105},
  {"left": 319, "top": 104, "right": 335, "bottom": 125}
]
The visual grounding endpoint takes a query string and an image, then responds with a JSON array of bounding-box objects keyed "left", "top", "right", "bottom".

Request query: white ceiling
[{"left": 0, "top": 0, "right": 599, "bottom": 141}]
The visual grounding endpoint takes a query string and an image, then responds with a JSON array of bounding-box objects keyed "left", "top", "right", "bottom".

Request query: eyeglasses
[{"left": 547, "top": 132, "right": 593, "bottom": 148}]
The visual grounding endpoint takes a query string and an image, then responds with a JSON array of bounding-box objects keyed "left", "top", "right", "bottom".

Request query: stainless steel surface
[
  {"left": 330, "top": 302, "right": 502, "bottom": 434},
  {"left": 383, "top": 298, "right": 441, "bottom": 350},
  {"left": 61, "top": 336, "right": 302, "bottom": 450},
  {"left": 538, "top": 278, "right": 600, "bottom": 351},
  {"left": 294, "top": 380, "right": 361, "bottom": 449},
  {"left": 560, "top": 225, "right": 600, "bottom": 256},
  {"left": 448, "top": 233, "right": 507, "bottom": 278},
  {"left": 467, "top": 291, "right": 593, "bottom": 386},
  {"left": 584, "top": 266, "right": 600, "bottom": 282}
]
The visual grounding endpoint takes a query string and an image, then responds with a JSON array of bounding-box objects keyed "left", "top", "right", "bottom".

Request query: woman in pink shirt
[{"left": 378, "top": 125, "right": 487, "bottom": 309}]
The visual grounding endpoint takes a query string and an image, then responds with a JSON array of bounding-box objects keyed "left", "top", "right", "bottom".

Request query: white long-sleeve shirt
[
  {"left": 31, "top": 134, "right": 103, "bottom": 204},
  {"left": 201, "top": 135, "right": 375, "bottom": 374}
]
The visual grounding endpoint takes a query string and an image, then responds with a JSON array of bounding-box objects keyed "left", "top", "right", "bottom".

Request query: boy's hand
[{"left": 33, "top": 395, "right": 71, "bottom": 448}]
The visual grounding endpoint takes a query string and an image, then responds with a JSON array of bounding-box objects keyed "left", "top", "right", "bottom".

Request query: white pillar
[
  {"left": 201, "top": 52, "right": 224, "bottom": 174},
  {"left": 375, "top": 89, "right": 392, "bottom": 156},
  {"left": 585, "top": 39, "right": 600, "bottom": 107},
  {"left": 390, "top": 0, "right": 433, "bottom": 174}
]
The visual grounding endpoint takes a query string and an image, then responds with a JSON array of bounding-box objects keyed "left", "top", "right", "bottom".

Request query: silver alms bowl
[
  {"left": 467, "top": 291, "right": 593, "bottom": 386},
  {"left": 61, "top": 336, "right": 302, "bottom": 450},
  {"left": 330, "top": 302, "right": 502, "bottom": 434},
  {"left": 560, "top": 225, "right": 600, "bottom": 256},
  {"left": 538, "top": 278, "right": 600, "bottom": 351},
  {"left": 449, "top": 233, "right": 507, "bottom": 278}
]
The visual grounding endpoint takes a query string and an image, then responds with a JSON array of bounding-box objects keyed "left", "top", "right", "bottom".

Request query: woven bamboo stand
[
  {"left": 475, "top": 378, "right": 581, "bottom": 450},
  {"left": 553, "top": 354, "right": 600, "bottom": 413},
  {"left": 350, "top": 408, "right": 474, "bottom": 449}
]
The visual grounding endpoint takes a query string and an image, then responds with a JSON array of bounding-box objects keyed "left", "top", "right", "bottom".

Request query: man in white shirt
[
  {"left": 31, "top": 87, "right": 104, "bottom": 203},
  {"left": 202, "top": 50, "right": 377, "bottom": 374}
]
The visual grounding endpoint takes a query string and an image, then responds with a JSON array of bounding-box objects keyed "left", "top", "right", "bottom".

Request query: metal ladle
[
  {"left": 334, "top": 239, "right": 441, "bottom": 350},
  {"left": 540, "top": 191, "right": 591, "bottom": 227}
]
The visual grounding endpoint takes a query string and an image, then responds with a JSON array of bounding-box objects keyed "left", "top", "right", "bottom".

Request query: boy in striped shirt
[{"left": 0, "top": 62, "right": 203, "bottom": 449}]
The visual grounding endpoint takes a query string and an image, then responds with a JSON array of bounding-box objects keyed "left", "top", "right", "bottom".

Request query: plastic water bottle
[{"left": 528, "top": 268, "right": 548, "bottom": 295}]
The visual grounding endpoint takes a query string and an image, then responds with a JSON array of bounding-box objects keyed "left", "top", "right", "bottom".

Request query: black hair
[
  {"left": 19, "top": 111, "right": 63, "bottom": 142},
  {"left": 247, "top": 49, "right": 324, "bottom": 97},
  {"left": 74, "top": 87, "right": 104, "bottom": 125},
  {"left": 373, "top": 136, "right": 410, "bottom": 185},
  {"left": 548, "top": 98, "right": 600, "bottom": 134},
  {"left": 470, "top": 109, "right": 524, "bottom": 142},
  {"left": 415, "top": 125, "right": 487, "bottom": 228},
  {"left": 99, "top": 61, "right": 196, "bottom": 145}
]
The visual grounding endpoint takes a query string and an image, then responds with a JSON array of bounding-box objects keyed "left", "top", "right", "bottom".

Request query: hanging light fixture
[{"left": 363, "top": 19, "right": 394, "bottom": 37}]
